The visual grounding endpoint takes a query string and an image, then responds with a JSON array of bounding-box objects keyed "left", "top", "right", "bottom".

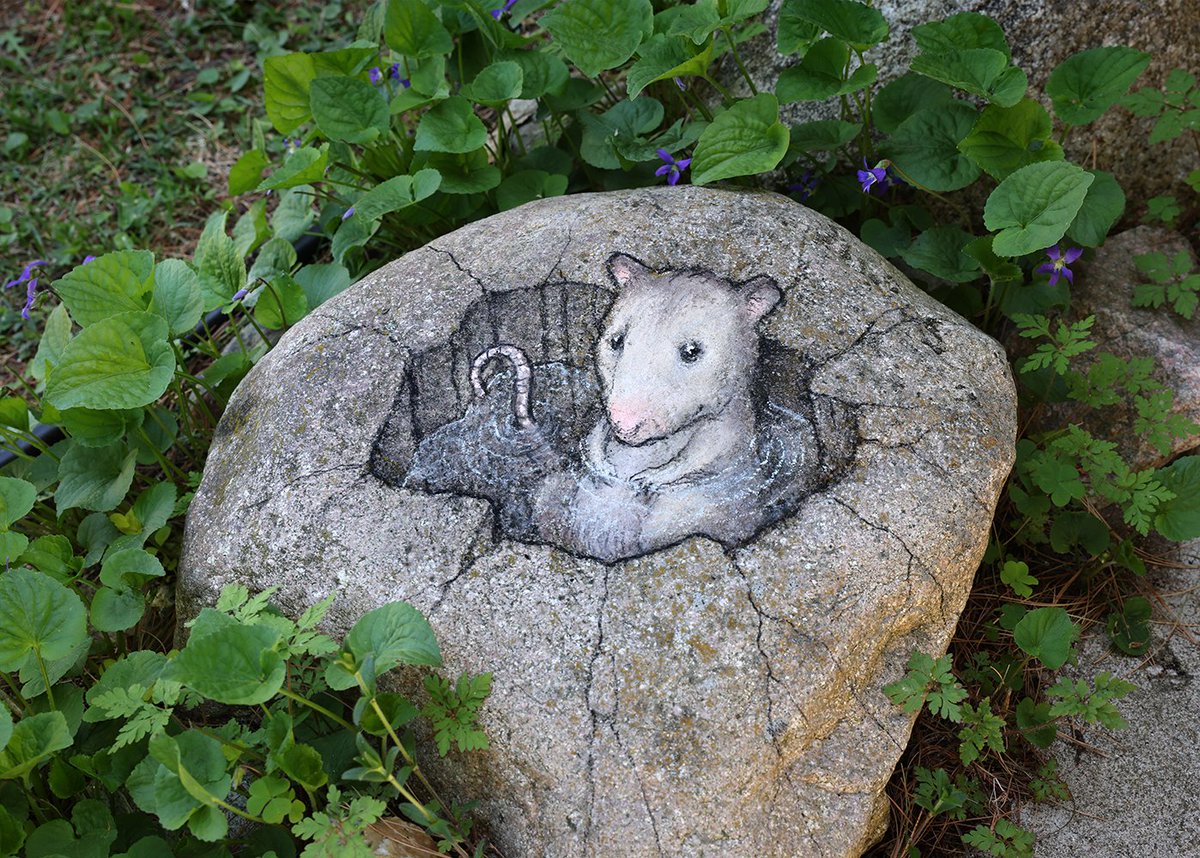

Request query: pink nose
[{"left": 608, "top": 401, "right": 646, "bottom": 436}]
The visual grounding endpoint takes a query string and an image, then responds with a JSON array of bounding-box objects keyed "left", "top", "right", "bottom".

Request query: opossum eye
[
  {"left": 678, "top": 341, "right": 704, "bottom": 364},
  {"left": 607, "top": 332, "right": 625, "bottom": 352}
]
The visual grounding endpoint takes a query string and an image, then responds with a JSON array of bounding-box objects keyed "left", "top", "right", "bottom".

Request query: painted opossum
[{"left": 532, "top": 253, "right": 816, "bottom": 562}]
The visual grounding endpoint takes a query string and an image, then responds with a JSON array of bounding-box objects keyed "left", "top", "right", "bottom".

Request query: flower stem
[
  {"left": 723, "top": 28, "right": 759, "bottom": 95},
  {"left": 277, "top": 686, "right": 353, "bottom": 730}
]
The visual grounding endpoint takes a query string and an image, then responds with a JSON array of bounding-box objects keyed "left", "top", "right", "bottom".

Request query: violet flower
[
  {"left": 4, "top": 260, "right": 47, "bottom": 320},
  {"left": 655, "top": 148, "right": 691, "bottom": 187},
  {"left": 674, "top": 77, "right": 687, "bottom": 91},
  {"left": 1037, "top": 244, "right": 1083, "bottom": 286},
  {"left": 787, "top": 170, "right": 818, "bottom": 203},
  {"left": 232, "top": 288, "right": 248, "bottom": 302},
  {"left": 389, "top": 63, "right": 411, "bottom": 88},
  {"left": 342, "top": 207, "right": 355, "bottom": 220},
  {"left": 857, "top": 159, "right": 890, "bottom": 195},
  {"left": 491, "top": 0, "right": 518, "bottom": 19},
  {"left": 368, "top": 66, "right": 383, "bottom": 85},
  {"left": 82, "top": 255, "right": 96, "bottom": 264}
]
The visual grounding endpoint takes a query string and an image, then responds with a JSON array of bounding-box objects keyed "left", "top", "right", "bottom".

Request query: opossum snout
[{"left": 608, "top": 400, "right": 655, "bottom": 443}]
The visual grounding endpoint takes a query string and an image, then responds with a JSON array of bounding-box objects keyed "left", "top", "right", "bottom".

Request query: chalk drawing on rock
[{"left": 369, "top": 253, "right": 859, "bottom": 563}]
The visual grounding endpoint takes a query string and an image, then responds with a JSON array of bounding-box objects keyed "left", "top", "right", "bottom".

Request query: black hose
[{"left": 0, "top": 233, "right": 325, "bottom": 471}]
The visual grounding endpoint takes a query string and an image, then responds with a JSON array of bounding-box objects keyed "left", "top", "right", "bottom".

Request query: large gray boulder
[
  {"left": 733, "top": 0, "right": 1197, "bottom": 204},
  {"left": 180, "top": 187, "right": 1016, "bottom": 857}
]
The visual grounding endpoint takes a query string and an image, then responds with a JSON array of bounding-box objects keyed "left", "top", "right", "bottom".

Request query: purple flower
[
  {"left": 342, "top": 207, "right": 355, "bottom": 220},
  {"left": 655, "top": 148, "right": 691, "bottom": 187},
  {"left": 674, "top": 77, "right": 687, "bottom": 91},
  {"left": 21, "top": 278, "right": 38, "bottom": 319},
  {"left": 284, "top": 137, "right": 302, "bottom": 155},
  {"left": 787, "top": 170, "right": 818, "bottom": 203},
  {"left": 857, "top": 159, "right": 890, "bottom": 195},
  {"left": 1036, "top": 244, "right": 1084, "bottom": 286},
  {"left": 82, "top": 255, "right": 96, "bottom": 264},
  {"left": 368, "top": 66, "right": 383, "bottom": 85},
  {"left": 232, "top": 288, "right": 248, "bottom": 302},
  {"left": 389, "top": 64, "right": 411, "bottom": 88},
  {"left": 4, "top": 259, "right": 47, "bottom": 291},
  {"left": 491, "top": 0, "right": 518, "bottom": 19}
]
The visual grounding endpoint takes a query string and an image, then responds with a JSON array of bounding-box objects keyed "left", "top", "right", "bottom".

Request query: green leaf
[
  {"left": 499, "top": 50, "right": 568, "bottom": 100},
  {"left": 627, "top": 35, "right": 713, "bottom": 99},
  {"left": 580, "top": 98, "right": 664, "bottom": 169},
  {"left": 958, "top": 98, "right": 1064, "bottom": 180},
  {"left": 193, "top": 211, "right": 246, "bottom": 310},
  {"left": 168, "top": 610, "right": 286, "bottom": 704},
  {"left": 30, "top": 304, "right": 72, "bottom": 383},
  {"left": 1106, "top": 596, "right": 1151, "bottom": 656},
  {"left": 1015, "top": 697, "right": 1057, "bottom": 747},
  {"left": 900, "top": 226, "right": 981, "bottom": 283},
  {"left": 414, "top": 150, "right": 500, "bottom": 193},
  {"left": 912, "top": 12, "right": 1009, "bottom": 57},
  {"left": 0, "top": 477, "right": 36, "bottom": 530},
  {"left": 384, "top": 0, "right": 453, "bottom": 58},
  {"left": 294, "top": 263, "right": 353, "bottom": 309},
  {"left": 781, "top": 0, "right": 888, "bottom": 48},
  {"left": 0, "top": 709, "right": 10, "bottom": 758},
  {"left": 873, "top": 73, "right": 953, "bottom": 134},
  {"left": 59, "top": 407, "right": 142, "bottom": 449},
  {"left": 788, "top": 119, "right": 859, "bottom": 153},
  {"left": 414, "top": 96, "right": 487, "bottom": 153},
  {"left": 106, "top": 482, "right": 176, "bottom": 555},
  {"left": 310, "top": 77, "right": 389, "bottom": 145},
  {"left": 777, "top": 0, "right": 821, "bottom": 54},
  {"left": 691, "top": 93, "right": 788, "bottom": 185},
  {"left": 254, "top": 275, "right": 309, "bottom": 330},
  {"left": 263, "top": 53, "right": 316, "bottom": 134},
  {"left": 18, "top": 535, "right": 77, "bottom": 580},
  {"left": 984, "top": 161, "right": 1095, "bottom": 257},
  {"left": 45, "top": 311, "right": 175, "bottom": 411},
  {"left": 150, "top": 259, "right": 203, "bottom": 336},
  {"left": 228, "top": 150, "right": 268, "bottom": 195},
  {"left": 271, "top": 185, "right": 316, "bottom": 243},
  {"left": 328, "top": 601, "right": 441, "bottom": 690},
  {"left": 777, "top": 38, "right": 876, "bottom": 102},
  {"left": 247, "top": 237, "right": 297, "bottom": 287},
  {"left": 90, "top": 587, "right": 145, "bottom": 633},
  {"left": 885, "top": 102, "right": 981, "bottom": 192},
  {"left": 1013, "top": 606, "right": 1078, "bottom": 669},
  {"left": 1065, "top": 170, "right": 1125, "bottom": 247},
  {"left": 1047, "top": 46, "right": 1151, "bottom": 126},
  {"left": 0, "top": 712, "right": 71, "bottom": 782},
  {"left": 0, "top": 533, "right": 28, "bottom": 568},
  {"left": 911, "top": 49, "right": 1027, "bottom": 107},
  {"left": 347, "top": 170, "right": 442, "bottom": 222},
  {"left": 1000, "top": 560, "right": 1037, "bottom": 598},
  {"left": 461, "top": 61, "right": 523, "bottom": 105},
  {"left": 1154, "top": 456, "right": 1200, "bottom": 540},
  {"left": 53, "top": 443, "right": 137, "bottom": 514},
  {"left": 0, "top": 569, "right": 87, "bottom": 672},
  {"left": 257, "top": 145, "right": 330, "bottom": 191},
  {"left": 542, "top": 0, "right": 653, "bottom": 78},
  {"left": 496, "top": 170, "right": 569, "bottom": 211},
  {"left": 140, "top": 731, "right": 232, "bottom": 832},
  {"left": 0, "top": 396, "right": 29, "bottom": 432},
  {"left": 232, "top": 198, "right": 270, "bottom": 258},
  {"left": 51, "top": 251, "right": 154, "bottom": 327},
  {"left": 99, "top": 548, "right": 165, "bottom": 591}
]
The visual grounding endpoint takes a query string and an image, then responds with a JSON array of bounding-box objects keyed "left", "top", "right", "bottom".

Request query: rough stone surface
[
  {"left": 1025, "top": 226, "right": 1200, "bottom": 471},
  {"left": 733, "top": 0, "right": 1198, "bottom": 203},
  {"left": 180, "top": 187, "right": 1016, "bottom": 857},
  {"left": 1022, "top": 539, "right": 1200, "bottom": 855}
]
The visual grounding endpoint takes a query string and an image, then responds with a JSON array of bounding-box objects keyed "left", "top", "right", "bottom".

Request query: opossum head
[{"left": 596, "top": 253, "right": 781, "bottom": 446}]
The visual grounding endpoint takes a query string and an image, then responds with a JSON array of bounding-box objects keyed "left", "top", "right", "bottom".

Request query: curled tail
[{"left": 471, "top": 344, "right": 534, "bottom": 429}]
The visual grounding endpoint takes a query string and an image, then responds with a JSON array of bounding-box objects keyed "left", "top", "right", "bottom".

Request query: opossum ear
[
  {"left": 607, "top": 253, "right": 651, "bottom": 289},
  {"left": 740, "top": 275, "right": 781, "bottom": 322}
]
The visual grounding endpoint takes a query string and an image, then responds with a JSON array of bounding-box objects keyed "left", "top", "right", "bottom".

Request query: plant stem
[
  {"left": 277, "top": 686, "right": 354, "bottom": 730},
  {"left": 33, "top": 650, "right": 55, "bottom": 710},
  {"left": 723, "top": 28, "right": 758, "bottom": 95}
]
